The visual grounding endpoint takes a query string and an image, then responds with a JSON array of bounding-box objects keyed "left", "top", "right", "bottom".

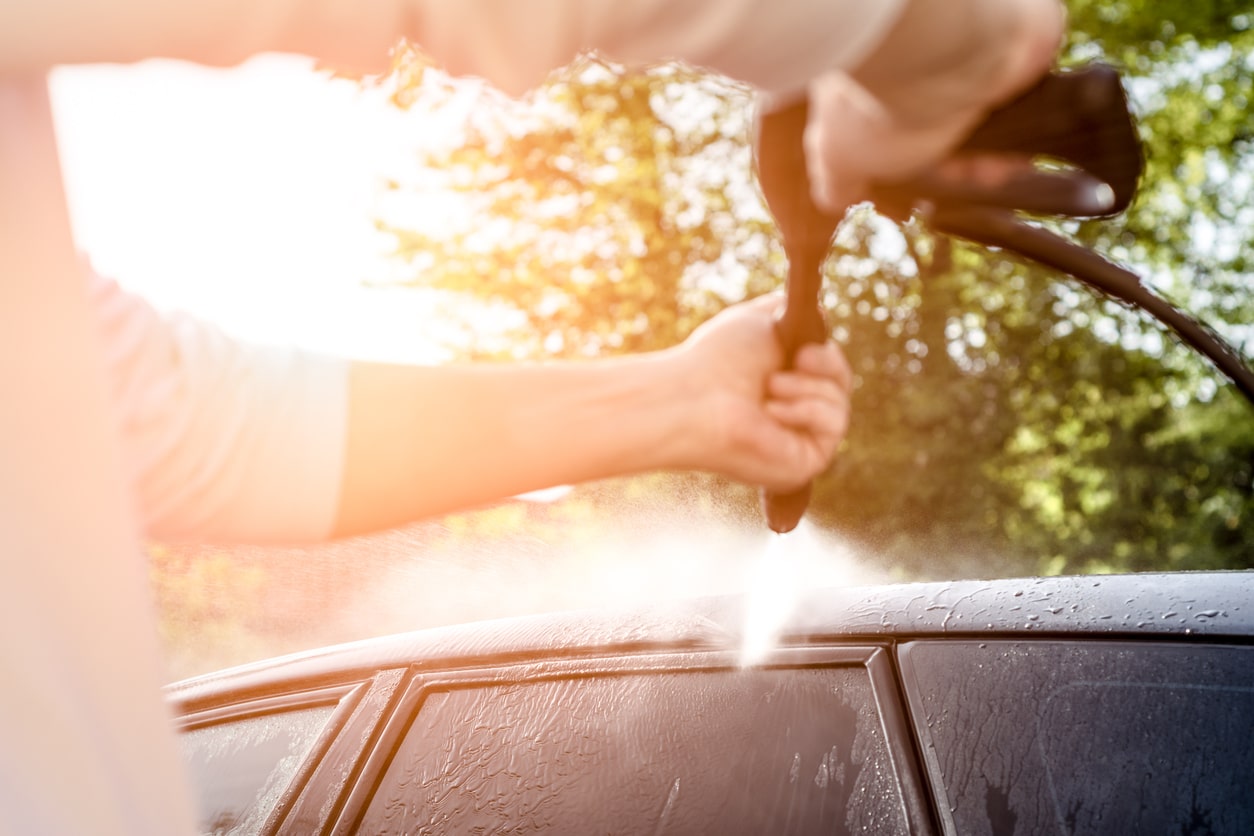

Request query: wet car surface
[{"left": 168, "top": 571, "right": 1254, "bottom": 835}]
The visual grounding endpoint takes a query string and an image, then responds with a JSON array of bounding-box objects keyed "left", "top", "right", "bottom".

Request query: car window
[
  {"left": 900, "top": 640, "right": 1254, "bottom": 836},
  {"left": 180, "top": 705, "right": 334, "bottom": 835},
  {"left": 358, "top": 664, "right": 909, "bottom": 835}
]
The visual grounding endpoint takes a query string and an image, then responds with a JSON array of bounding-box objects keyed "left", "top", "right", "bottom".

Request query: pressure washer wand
[{"left": 755, "top": 98, "right": 842, "bottom": 534}]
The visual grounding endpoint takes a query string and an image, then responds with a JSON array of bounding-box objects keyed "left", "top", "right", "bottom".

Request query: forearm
[
  {"left": 0, "top": 0, "right": 402, "bottom": 75},
  {"left": 5, "top": 0, "right": 903, "bottom": 95},
  {"left": 334, "top": 351, "right": 699, "bottom": 536},
  {"left": 335, "top": 295, "right": 852, "bottom": 537}
]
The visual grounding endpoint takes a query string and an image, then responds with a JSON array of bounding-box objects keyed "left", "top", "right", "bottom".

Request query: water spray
[{"left": 742, "top": 105, "right": 837, "bottom": 663}]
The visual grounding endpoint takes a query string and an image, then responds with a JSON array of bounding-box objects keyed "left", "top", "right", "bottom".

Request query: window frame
[
  {"left": 175, "top": 669, "right": 406, "bottom": 835},
  {"left": 331, "top": 644, "right": 938, "bottom": 835}
]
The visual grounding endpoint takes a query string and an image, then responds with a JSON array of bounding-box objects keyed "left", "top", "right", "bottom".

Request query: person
[{"left": 0, "top": 0, "right": 1065, "bottom": 832}]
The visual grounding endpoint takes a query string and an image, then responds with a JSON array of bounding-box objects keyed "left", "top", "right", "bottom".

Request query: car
[
  {"left": 167, "top": 570, "right": 1254, "bottom": 835},
  {"left": 169, "top": 62, "right": 1254, "bottom": 836}
]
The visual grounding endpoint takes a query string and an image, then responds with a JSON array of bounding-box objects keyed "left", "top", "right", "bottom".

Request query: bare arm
[
  {"left": 96, "top": 278, "right": 848, "bottom": 542},
  {"left": 334, "top": 295, "right": 851, "bottom": 536}
]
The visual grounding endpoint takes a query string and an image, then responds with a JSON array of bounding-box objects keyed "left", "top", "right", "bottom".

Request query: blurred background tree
[
  {"left": 378, "top": 55, "right": 775, "bottom": 358},
  {"left": 374, "top": 0, "right": 1253, "bottom": 579},
  {"left": 146, "top": 0, "right": 1254, "bottom": 680}
]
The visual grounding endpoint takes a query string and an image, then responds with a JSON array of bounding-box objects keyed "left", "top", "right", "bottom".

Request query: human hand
[
  {"left": 671, "top": 295, "right": 852, "bottom": 493},
  {"left": 803, "top": 0, "right": 1066, "bottom": 214},
  {"left": 803, "top": 70, "right": 983, "bottom": 213}
]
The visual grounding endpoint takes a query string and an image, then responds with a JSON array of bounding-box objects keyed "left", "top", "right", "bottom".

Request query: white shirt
[{"left": 93, "top": 271, "right": 348, "bottom": 543}]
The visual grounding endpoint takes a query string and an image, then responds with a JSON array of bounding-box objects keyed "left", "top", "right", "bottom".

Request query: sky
[{"left": 49, "top": 53, "right": 459, "bottom": 362}]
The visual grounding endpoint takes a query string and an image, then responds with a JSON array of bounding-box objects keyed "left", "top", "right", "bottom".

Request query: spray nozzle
[{"left": 754, "top": 99, "right": 841, "bottom": 533}]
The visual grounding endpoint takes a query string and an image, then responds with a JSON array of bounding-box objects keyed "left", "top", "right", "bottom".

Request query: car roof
[{"left": 167, "top": 570, "right": 1254, "bottom": 708}]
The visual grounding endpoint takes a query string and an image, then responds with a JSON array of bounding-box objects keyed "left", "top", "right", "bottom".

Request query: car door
[
  {"left": 329, "top": 645, "right": 937, "bottom": 835},
  {"left": 898, "top": 639, "right": 1254, "bottom": 836},
  {"left": 177, "top": 670, "right": 405, "bottom": 835}
]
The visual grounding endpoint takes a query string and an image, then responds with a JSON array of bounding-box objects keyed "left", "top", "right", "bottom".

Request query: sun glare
[{"left": 48, "top": 53, "right": 468, "bottom": 363}]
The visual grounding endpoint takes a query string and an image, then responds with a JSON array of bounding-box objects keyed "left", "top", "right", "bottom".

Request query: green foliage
[
  {"left": 146, "top": 4, "right": 1254, "bottom": 681},
  {"left": 1068, "top": 1, "right": 1254, "bottom": 339},
  {"left": 148, "top": 535, "right": 445, "bottom": 679},
  {"left": 380, "top": 51, "right": 778, "bottom": 359},
  {"left": 374, "top": 9, "right": 1253, "bottom": 579},
  {"left": 149, "top": 545, "right": 271, "bottom": 678}
]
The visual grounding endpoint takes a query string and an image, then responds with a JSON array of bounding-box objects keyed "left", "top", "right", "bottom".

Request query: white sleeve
[
  {"left": 5, "top": 0, "right": 905, "bottom": 97},
  {"left": 90, "top": 270, "right": 348, "bottom": 544}
]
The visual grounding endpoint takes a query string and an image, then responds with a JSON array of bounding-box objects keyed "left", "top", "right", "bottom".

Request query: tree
[
  {"left": 379, "top": 51, "right": 777, "bottom": 360},
  {"left": 374, "top": 5, "right": 1253, "bottom": 579}
]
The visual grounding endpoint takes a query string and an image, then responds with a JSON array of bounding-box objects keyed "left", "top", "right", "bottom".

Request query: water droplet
[{"left": 1091, "top": 181, "right": 1116, "bottom": 210}]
